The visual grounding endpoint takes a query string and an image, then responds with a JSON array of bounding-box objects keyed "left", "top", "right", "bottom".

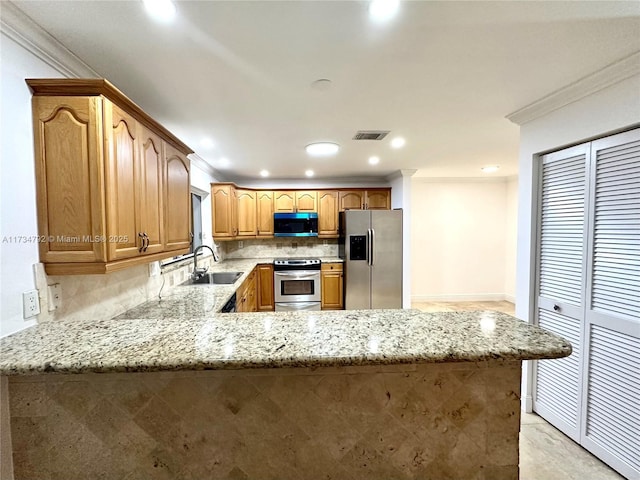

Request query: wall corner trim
[
  {"left": 0, "top": 0, "right": 99, "bottom": 78},
  {"left": 506, "top": 51, "right": 640, "bottom": 126}
]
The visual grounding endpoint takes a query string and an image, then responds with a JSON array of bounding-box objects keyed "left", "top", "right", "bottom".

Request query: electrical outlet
[
  {"left": 238, "top": 241, "right": 244, "bottom": 249},
  {"left": 323, "top": 240, "right": 328, "bottom": 246},
  {"left": 48, "top": 283, "right": 61, "bottom": 311},
  {"left": 23, "top": 290, "right": 40, "bottom": 318}
]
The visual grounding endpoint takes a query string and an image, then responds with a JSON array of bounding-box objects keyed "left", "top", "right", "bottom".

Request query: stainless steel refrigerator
[{"left": 340, "top": 209, "right": 403, "bottom": 309}]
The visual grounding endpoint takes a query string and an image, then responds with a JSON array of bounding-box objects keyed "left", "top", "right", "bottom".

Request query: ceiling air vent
[{"left": 352, "top": 130, "right": 390, "bottom": 141}]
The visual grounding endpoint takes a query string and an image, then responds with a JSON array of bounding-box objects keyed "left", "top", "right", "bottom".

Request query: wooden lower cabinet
[
  {"left": 256, "top": 264, "right": 275, "bottom": 311},
  {"left": 236, "top": 268, "right": 257, "bottom": 313},
  {"left": 321, "top": 263, "right": 344, "bottom": 310}
]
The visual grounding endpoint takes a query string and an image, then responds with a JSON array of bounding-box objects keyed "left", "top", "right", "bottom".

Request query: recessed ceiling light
[
  {"left": 390, "top": 137, "right": 405, "bottom": 149},
  {"left": 142, "top": 0, "right": 176, "bottom": 23},
  {"left": 305, "top": 169, "right": 314, "bottom": 177},
  {"left": 305, "top": 142, "right": 339, "bottom": 156},
  {"left": 368, "top": 156, "right": 380, "bottom": 165},
  {"left": 481, "top": 165, "right": 500, "bottom": 173},
  {"left": 260, "top": 170, "right": 269, "bottom": 177},
  {"left": 369, "top": 0, "right": 400, "bottom": 22},
  {"left": 218, "top": 157, "right": 231, "bottom": 168}
]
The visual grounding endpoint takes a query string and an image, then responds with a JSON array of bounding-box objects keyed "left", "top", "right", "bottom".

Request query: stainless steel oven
[{"left": 274, "top": 258, "right": 321, "bottom": 311}]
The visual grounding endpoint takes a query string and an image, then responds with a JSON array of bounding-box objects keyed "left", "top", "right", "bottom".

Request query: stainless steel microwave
[{"left": 273, "top": 212, "right": 318, "bottom": 237}]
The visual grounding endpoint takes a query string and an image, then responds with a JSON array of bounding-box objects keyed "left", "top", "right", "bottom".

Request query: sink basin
[{"left": 180, "top": 271, "right": 243, "bottom": 286}]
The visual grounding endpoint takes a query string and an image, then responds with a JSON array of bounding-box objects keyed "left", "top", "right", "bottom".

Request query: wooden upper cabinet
[
  {"left": 32, "top": 95, "right": 105, "bottom": 265},
  {"left": 164, "top": 144, "right": 191, "bottom": 252},
  {"left": 212, "top": 184, "right": 237, "bottom": 238},
  {"left": 105, "top": 104, "right": 140, "bottom": 260},
  {"left": 27, "top": 79, "right": 193, "bottom": 274},
  {"left": 339, "top": 191, "right": 364, "bottom": 211},
  {"left": 236, "top": 189, "right": 257, "bottom": 236},
  {"left": 138, "top": 124, "right": 165, "bottom": 255},
  {"left": 256, "top": 191, "right": 274, "bottom": 237},
  {"left": 295, "top": 191, "right": 317, "bottom": 212},
  {"left": 274, "top": 191, "right": 296, "bottom": 212},
  {"left": 318, "top": 191, "right": 339, "bottom": 237},
  {"left": 365, "top": 189, "right": 391, "bottom": 210},
  {"left": 339, "top": 189, "right": 391, "bottom": 211},
  {"left": 274, "top": 190, "right": 317, "bottom": 212}
]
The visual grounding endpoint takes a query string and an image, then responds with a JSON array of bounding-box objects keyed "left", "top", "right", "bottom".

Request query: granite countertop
[
  {"left": 117, "top": 257, "right": 343, "bottom": 320},
  {"left": 0, "top": 308, "right": 571, "bottom": 376}
]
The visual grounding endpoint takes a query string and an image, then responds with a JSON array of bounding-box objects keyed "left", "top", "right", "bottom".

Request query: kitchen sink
[{"left": 180, "top": 271, "right": 244, "bottom": 286}]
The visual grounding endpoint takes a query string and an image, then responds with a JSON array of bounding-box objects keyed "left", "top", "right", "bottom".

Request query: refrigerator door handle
[
  {"left": 366, "top": 229, "right": 372, "bottom": 266},
  {"left": 370, "top": 228, "right": 375, "bottom": 266}
]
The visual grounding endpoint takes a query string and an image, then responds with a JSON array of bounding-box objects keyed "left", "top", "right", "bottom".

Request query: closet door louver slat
[
  {"left": 580, "top": 129, "right": 640, "bottom": 480},
  {"left": 591, "top": 137, "right": 640, "bottom": 320},
  {"left": 583, "top": 325, "right": 640, "bottom": 475}
]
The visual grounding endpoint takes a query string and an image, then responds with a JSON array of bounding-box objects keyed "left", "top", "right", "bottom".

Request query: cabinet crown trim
[{"left": 26, "top": 78, "right": 193, "bottom": 156}]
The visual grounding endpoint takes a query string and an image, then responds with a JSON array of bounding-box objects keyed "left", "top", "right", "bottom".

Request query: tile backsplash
[
  {"left": 30, "top": 238, "right": 337, "bottom": 326},
  {"left": 222, "top": 238, "right": 339, "bottom": 259},
  {"left": 33, "top": 256, "right": 215, "bottom": 324}
]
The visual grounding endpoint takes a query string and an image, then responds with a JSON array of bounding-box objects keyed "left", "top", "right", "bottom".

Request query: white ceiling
[{"left": 11, "top": 1, "right": 640, "bottom": 181}]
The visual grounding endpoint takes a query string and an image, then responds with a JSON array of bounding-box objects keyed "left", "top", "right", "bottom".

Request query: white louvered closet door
[
  {"left": 581, "top": 129, "right": 640, "bottom": 480},
  {"left": 534, "top": 143, "right": 590, "bottom": 442}
]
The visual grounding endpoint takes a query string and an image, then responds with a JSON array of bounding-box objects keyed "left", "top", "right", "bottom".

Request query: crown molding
[
  {"left": 386, "top": 169, "right": 418, "bottom": 181},
  {"left": 0, "top": 1, "right": 99, "bottom": 78},
  {"left": 506, "top": 51, "right": 640, "bottom": 126},
  {"left": 188, "top": 154, "right": 226, "bottom": 181}
]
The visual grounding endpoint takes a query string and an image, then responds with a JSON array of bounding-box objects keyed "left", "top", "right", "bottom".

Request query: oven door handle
[{"left": 274, "top": 271, "right": 319, "bottom": 278}]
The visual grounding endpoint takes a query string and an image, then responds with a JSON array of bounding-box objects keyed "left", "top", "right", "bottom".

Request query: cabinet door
[
  {"left": 164, "top": 144, "right": 191, "bottom": 251},
  {"left": 321, "top": 263, "right": 343, "bottom": 310},
  {"left": 257, "top": 264, "right": 275, "bottom": 311},
  {"left": 296, "top": 191, "right": 318, "bottom": 212},
  {"left": 318, "top": 191, "right": 338, "bottom": 236},
  {"left": 365, "top": 189, "right": 391, "bottom": 210},
  {"left": 274, "top": 191, "right": 296, "bottom": 212},
  {"left": 212, "top": 184, "right": 237, "bottom": 237},
  {"left": 33, "top": 96, "right": 106, "bottom": 264},
  {"left": 138, "top": 125, "right": 164, "bottom": 255},
  {"left": 339, "top": 191, "right": 364, "bottom": 211},
  {"left": 236, "top": 189, "right": 257, "bottom": 236},
  {"left": 256, "top": 191, "right": 274, "bottom": 237},
  {"left": 105, "top": 103, "right": 141, "bottom": 260}
]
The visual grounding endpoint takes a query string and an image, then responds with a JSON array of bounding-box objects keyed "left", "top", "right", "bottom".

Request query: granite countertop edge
[{"left": 0, "top": 309, "right": 572, "bottom": 376}]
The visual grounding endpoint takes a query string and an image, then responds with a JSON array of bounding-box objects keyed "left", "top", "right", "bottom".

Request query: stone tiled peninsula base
[{"left": 9, "top": 360, "right": 521, "bottom": 480}]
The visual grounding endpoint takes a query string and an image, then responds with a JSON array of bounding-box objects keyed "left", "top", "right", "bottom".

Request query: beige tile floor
[{"left": 412, "top": 301, "right": 624, "bottom": 480}]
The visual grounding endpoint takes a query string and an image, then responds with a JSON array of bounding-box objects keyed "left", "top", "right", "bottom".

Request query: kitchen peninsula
[{"left": 1, "top": 271, "right": 571, "bottom": 480}]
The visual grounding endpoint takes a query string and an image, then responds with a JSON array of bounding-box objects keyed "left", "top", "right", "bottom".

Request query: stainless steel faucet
[{"left": 192, "top": 245, "right": 218, "bottom": 279}]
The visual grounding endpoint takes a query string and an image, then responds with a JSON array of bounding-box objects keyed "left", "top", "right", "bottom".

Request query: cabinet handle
[
  {"left": 138, "top": 233, "right": 145, "bottom": 252},
  {"left": 144, "top": 233, "right": 150, "bottom": 251},
  {"left": 553, "top": 304, "right": 560, "bottom": 312}
]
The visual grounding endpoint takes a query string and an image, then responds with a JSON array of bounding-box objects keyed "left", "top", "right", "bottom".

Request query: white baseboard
[
  {"left": 411, "top": 293, "right": 513, "bottom": 303},
  {"left": 504, "top": 294, "right": 516, "bottom": 303}
]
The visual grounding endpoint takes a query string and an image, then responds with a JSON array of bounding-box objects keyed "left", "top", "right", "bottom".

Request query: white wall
[
  {"left": 0, "top": 34, "right": 65, "bottom": 337},
  {"left": 504, "top": 176, "right": 518, "bottom": 302},
  {"left": 515, "top": 74, "right": 640, "bottom": 411},
  {"left": 411, "top": 177, "right": 516, "bottom": 302}
]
